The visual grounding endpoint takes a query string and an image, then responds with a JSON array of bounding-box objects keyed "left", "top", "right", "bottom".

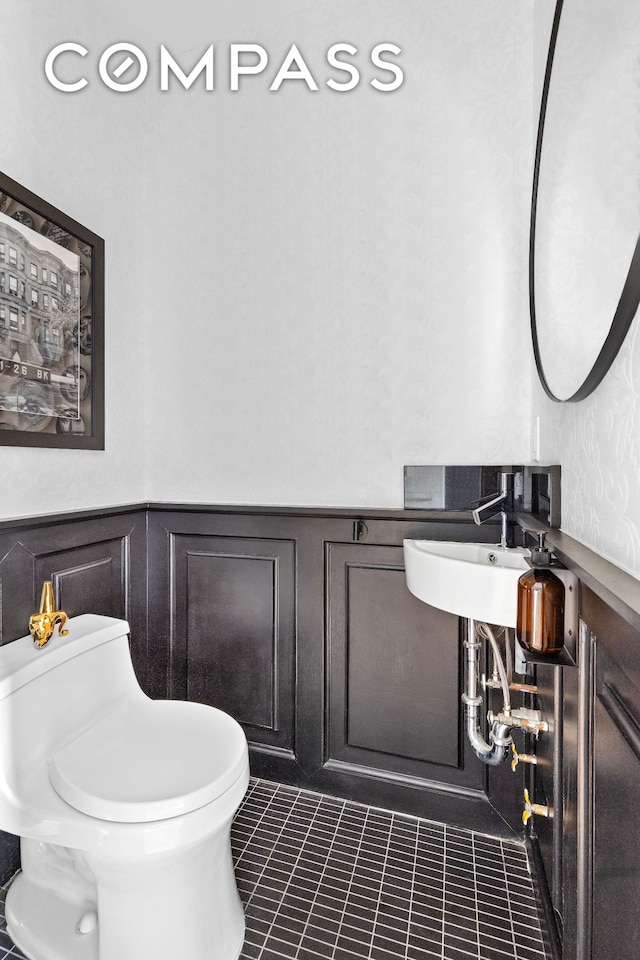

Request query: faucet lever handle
[{"left": 29, "top": 581, "right": 69, "bottom": 648}]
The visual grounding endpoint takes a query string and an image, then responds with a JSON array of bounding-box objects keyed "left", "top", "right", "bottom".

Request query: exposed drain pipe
[{"left": 462, "top": 618, "right": 512, "bottom": 765}]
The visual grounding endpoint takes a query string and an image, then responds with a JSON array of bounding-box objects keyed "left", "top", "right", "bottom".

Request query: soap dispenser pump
[{"left": 516, "top": 533, "right": 565, "bottom": 655}]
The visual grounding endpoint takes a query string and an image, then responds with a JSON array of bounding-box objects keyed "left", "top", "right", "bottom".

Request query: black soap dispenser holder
[{"left": 516, "top": 531, "right": 579, "bottom": 667}]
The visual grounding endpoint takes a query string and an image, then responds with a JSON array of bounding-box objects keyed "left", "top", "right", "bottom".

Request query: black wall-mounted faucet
[{"left": 472, "top": 470, "right": 514, "bottom": 548}]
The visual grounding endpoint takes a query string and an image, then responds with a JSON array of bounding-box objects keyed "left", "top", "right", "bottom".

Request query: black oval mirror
[{"left": 530, "top": 0, "right": 640, "bottom": 402}]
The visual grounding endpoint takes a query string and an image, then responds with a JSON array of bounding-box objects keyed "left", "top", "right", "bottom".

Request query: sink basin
[{"left": 403, "top": 539, "right": 530, "bottom": 627}]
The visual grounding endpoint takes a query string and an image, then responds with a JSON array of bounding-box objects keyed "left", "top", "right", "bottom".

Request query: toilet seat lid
[{"left": 48, "top": 700, "right": 248, "bottom": 823}]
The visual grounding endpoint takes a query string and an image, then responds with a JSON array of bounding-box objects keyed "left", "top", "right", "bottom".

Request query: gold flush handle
[{"left": 29, "top": 581, "right": 69, "bottom": 649}]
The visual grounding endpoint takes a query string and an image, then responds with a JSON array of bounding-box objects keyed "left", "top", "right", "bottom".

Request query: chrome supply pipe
[
  {"left": 481, "top": 622, "right": 511, "bottom": 715},
  {"left": 462, "top": 618, "right": 512, "bottom": 765}
]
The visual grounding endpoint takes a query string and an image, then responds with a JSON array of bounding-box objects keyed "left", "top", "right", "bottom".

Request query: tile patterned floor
[
  {"left": 234, "top": 780, "right": 549, "bottom": 960},
  {"left": 0, "top": 777, "right": 550, "bottom": 960},
  {"left": 0, "top": 894, "right": 22, "bottom": 960}
]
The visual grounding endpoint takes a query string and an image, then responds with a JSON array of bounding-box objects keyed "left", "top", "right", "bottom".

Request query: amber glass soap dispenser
[{"left": 516, "top": 534, "right": 565, "bottom": 655}]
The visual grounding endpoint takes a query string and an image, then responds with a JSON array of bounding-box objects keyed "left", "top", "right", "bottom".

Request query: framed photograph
[{"left": 0, "top": 172, "right": 104, "bottom": 449}]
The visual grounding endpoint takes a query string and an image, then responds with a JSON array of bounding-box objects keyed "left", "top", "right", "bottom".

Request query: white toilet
[{"left": 0, "top": 613, "right": 250, "bottom": 960}]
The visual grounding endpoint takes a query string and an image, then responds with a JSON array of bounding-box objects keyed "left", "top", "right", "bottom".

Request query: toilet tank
[{"left": 0, "top": 615, "right": 145, "bottom": 782}]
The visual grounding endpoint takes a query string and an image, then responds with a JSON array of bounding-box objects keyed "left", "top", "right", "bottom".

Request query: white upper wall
[
  {"left": 1, "top": 0, "right": 532, "bottom": 515},
  {"left": 141, "top": 0, "right": 535, "bottom": 507},
  {"left": 0, "top": 0, "right": 151, "bottom": 516},
  {"left": 4, "top": 1, "right": 639, "bottom": 579},
  {"left": 532, "top": 0, "right": 640, "bottom": 578}
]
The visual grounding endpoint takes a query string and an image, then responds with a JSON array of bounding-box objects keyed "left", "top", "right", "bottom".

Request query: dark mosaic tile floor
[
  {"left": 234, "top": 780, "right": 549, "bottom": 960},
  {"left": 0, "top": 777, "right": 549, "bottom": 960}
]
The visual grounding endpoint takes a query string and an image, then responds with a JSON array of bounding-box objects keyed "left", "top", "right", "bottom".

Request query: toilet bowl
[{"left": 0, "top": 614, "right": 250, "bottom": 960}]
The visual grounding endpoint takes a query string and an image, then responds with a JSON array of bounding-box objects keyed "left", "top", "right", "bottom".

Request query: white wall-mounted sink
[{"left": 403, "top": 539, "right": 530, "bottom": 628}]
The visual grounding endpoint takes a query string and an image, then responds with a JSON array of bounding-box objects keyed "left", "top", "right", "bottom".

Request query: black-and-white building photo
[{"left": 0, "top": 210, "right": 84, "bottom": 432}]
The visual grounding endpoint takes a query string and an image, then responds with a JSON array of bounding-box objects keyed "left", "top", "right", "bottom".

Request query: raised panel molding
[
  {"left": 0, "top": 505, "right": 528, "bottom": 847},
  {"left": 597, "top": 680, "right": 640, "bottom": 762},
  {"left": 185, "top": 551, "right": 279, "bottom": 731},
  {"left": 0, "top": 511, "right": 144, "bottom": 647},
  {"left": 325, "top": 542, "right": 484, "bottom": 792},
  {"left": 345, "top": 563, "right": 459, "bottom": 765},
  {"left": 169, "top": 533, "right": 296, "bottom": 755},
  {"left": 43, "top": 542, "right": 129, "bottom": 622},
  {"left": 0, "top": 542, "right": 35, "bottom": 645},
  {"left": 0, "top": 508, "right": 146, "bottom": 886},
  {"left": 593, "top": 646, "right": 640, "bottom": 960}
]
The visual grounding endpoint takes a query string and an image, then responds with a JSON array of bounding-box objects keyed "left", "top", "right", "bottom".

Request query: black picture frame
[{"left": 0, "top": 172, "right": 104, "bottom": 448}]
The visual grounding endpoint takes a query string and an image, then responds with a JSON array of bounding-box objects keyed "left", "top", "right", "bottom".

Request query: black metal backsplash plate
[{"left": 404, "top": 464, "right": 561, "bottom": 528}]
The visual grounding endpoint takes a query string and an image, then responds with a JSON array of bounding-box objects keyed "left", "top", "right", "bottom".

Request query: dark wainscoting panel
[
  {"left": 148, "top": 507, "right": 520, "bottom": 835},
  {"left": 0, "top": 505, "right": 148, "bottom": 884},
  {"left": 325, "top": 542, "right": 469, "bottom": 777},
  {"left": 583, "top": 589, "right": 640, "bottom": 960},
  {"left": 592, "top": 673, "right": 640, "bottom": 960},
  {"left": 0, "top": 508, "right": 146, "bottom": 646},
  {"left": 186, "top": 552, "right": 277, "bottom": 727},
  {"left": 530, "top": 586, "right": 640, "bottom": 960},
  {"left": 171, "top": 534, "right": 296, "bottom": 754},
  {"left": 45, "top": 545, "right": 126, "bottom": 621},
  {"left": 146, "top": 509, "right": 331, "bottom": 781},
  {"left": 1, "top": 500, "right": 639, "bottom": 947}
]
